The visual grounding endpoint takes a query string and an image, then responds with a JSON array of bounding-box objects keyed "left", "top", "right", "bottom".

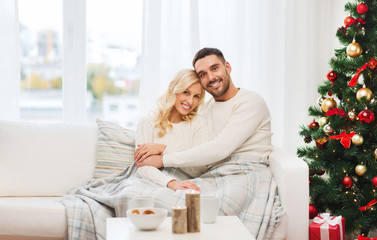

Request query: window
[
  {"left": 18, "top": 0, "right": 63, "bottom": 121},
  {"left": 86, "top": 0, "right": 142, "bottom": 128},
  {"left": 17, "top": 0, "right": 142, "bottom": 126}
]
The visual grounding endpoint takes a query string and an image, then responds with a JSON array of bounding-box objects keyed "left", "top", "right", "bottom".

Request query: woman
[{"left": 134, "top": 69, "right": 208, "bottom": 191}]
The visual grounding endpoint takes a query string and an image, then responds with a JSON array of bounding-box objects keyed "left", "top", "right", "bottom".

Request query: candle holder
[
  {"left": 186, "top": 190, "right": 200, "bottom": 232},
  {"left": 172, "top": 206, "right": 187, "bottom": 234}
]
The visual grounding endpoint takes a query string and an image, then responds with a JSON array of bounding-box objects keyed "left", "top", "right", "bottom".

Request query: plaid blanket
[{"left": 62, "top": 156, "right": 283, "bottom": 240}]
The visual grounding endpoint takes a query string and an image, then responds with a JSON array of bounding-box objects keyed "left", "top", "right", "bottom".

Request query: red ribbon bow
[
  {"left": 325, "top": 108, "right": 346, "bottom": 117},
  {"left": 346, "top": 18, "right": 366, "bottom": 29},
  {"left": 359, "top": 199, "right": 377, "bottom": 211},
  {"left": 329, "top": 131, "right": 355, "bottom": 148},
  {"left": 348, "top": 63, "right": 368, "bottom": 86},
  {"left": 358, "top": 235, "right": 377, "bottom": 240}
]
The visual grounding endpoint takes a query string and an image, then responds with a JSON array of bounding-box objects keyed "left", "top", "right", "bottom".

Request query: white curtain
[
  {"left": 0, "top": 0, "right": 20, "bottom": 120},
  {"left": 140, "top": 0, "right": 348, "bottom": 155}
]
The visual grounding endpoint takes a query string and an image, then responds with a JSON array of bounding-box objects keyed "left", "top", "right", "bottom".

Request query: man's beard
[{"left": 206, "top": 76, "right": 230, "bottom": 98}]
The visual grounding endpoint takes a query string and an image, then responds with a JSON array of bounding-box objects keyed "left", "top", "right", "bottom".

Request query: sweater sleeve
[
  {"left": 163, "top": 93, "right": 270, "bottom": 167},
  {"left": 135, "top": 116, "right": 154, "bottom": 146},
  {"left": 135, "top": 116, "right": 176, "bottom": 186},
  {"left": 136, "top": 166, "right": 176, "bottom": 187}
]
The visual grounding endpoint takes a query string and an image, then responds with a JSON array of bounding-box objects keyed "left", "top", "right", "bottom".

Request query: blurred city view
[{"left": 18, "top": 0, "right": 142, "bottom": 128}]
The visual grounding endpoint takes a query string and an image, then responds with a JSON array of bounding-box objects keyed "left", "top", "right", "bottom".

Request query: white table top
[{"left": 106, "top": 216, "right": 255, "bottom": 240}]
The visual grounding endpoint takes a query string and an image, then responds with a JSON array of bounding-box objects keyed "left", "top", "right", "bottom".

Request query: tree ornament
[
  {"left": 344, "top": 16, "right": 354, "bottom": 27},
  {"left": 358, "top": 109, "right": 375, "bottom": 123},
  {"left": 357, "top": 3, "right": 368, "bottom": 15},
  {"left": 315, "top": 137, "right": 328, "bottom": 150},
  {"left": 355, "top": 164, "right": 367, "bottom": 176},
  {"left": 327, "top": 70, "right": 338, "bottom": 84},
  {"left": 372, "top": 177, "right": 377, "bottom": 187},
  {"left": 347, "top": 40, "right": 363, "bottom": 58},
  {"left": 317, "top": 169, "right": 325, "bottom": 176},
  {"left": 309, "top": 120, "right": 319, "bottom": 131},
  {"left": 317, "top": 96, "right": 325, "bottom": 107},
  {"left": 309, "top": 204, "right": 318, "bottom": 219},
  {"left": 309, "top": 169, "right": 316, "bottom": 176},
  {"left": 318, "top": 117, "right": 328, "bottom": 127},
  {"left": 352, "top": 134, "right": 364, "bottom": 146},
  {"left": 304, "top": 135, "right": 312, "bottom": 143},
  {"left": 342, "top": 176, "right": 353, "bottom": 188},
  {"left": 348, "top": 110, "right": 356, "bottom": 120},
  {"left": 321, "top": 98, "right": 337, "bottom": 112},
  {"left": 337, "top": 26, "right": 347, "bottom": 36},
  {"left": 374, "top": 148, "right": 377, "bottom": 159},
  {"left": 323, "top": 124, "right": 333, "bottom": 134},
  {"left": 356, "top": 85, "right": 373, "bottom": 103}
]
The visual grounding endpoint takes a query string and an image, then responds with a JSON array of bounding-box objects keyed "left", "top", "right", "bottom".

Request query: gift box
[
  {"left": 357, "top": 236, "right": 377, "bottom": 240},
  {"left": 309, "top": 213, "right": 345, "bottom": 240}
]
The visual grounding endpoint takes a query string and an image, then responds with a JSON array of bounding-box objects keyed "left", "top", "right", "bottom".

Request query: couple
[
  {"left": 134, "top": 47, "right": 273, "bottom": 191},
  {"left": 63, "top": 48, "right": 281, "bottom": 240}
]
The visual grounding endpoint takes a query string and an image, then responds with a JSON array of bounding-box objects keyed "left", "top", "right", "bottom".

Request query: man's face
[{"left": 194, "top": 55, "right": 231, "bottom": 99}]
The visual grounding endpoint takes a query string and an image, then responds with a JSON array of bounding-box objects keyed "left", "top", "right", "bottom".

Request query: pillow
[{"left": 94, "top": 119, "right": 135, "bottom": 178}]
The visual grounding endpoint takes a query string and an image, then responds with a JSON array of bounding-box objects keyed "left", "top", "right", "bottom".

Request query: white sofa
[{"left": 0, "top": 120, "right": 309, "bottom": 240}]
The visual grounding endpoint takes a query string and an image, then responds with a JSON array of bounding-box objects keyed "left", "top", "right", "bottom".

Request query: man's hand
[
  {"left": 135, "top": 155, "right": 164, "bottom": 168},
  {"left": 134, "top": 143, "right": 166, "bottom": 162},
  {"left": 167, "top": 180, "right": 200, "bottom": 192}
]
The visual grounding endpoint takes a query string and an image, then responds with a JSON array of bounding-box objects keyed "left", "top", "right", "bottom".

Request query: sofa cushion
[
  {"left": 94, "top": 119, "right": 135, "bottom": 178},
  {"left": 0, "top": 197, "right": 66, "bottom": 238},
  {"left": 0, "top": 121, "right": 97, "bottom": 196}
]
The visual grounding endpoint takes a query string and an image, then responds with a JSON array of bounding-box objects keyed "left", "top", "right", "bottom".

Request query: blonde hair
[{"left": 153, "top": 69, "right": 205, "bottom": 137}]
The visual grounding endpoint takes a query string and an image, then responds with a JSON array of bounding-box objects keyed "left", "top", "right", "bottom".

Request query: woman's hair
[{"left": 153, "top": 69, "right": 205, "bottom": 137}]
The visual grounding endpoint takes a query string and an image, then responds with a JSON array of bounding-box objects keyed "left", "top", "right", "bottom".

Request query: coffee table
[{"left": 106, "top": 216, "right": 255, "bottom": 240}]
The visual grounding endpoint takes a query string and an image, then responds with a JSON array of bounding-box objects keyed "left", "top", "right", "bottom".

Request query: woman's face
[{"left": 173, "top": 82, "right": 203, "bottom": 116}]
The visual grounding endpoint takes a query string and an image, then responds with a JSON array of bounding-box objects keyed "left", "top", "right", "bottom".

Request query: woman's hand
[
  {"left": 167, "top": 180, "right": 200, "bottom": 192},
  {"left": 134, "top": 143, "right": 167, "bottom": 162}
]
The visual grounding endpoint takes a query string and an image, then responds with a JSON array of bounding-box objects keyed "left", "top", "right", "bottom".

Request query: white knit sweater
[
  {"left": 163, "top": 88, "right": 273, "bottom": 167},
  {"left": 135, "top": 115, "right": 208, "bottom": 187}
]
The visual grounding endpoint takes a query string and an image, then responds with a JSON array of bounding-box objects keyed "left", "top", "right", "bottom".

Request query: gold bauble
[
  {"left": 355, "top": 164, "right": 367, "bottom": 176},
  {"left": 346, "top": 41, "right": 362, "bottom": 58},
  {"left": 352, "top": 134, "right": 364, "bottom": 146},
  {"left": 319, "top": 117, "right": 328, "bottom": 127},
  {"left": 374, "top": 148, "right": 377, "bottom": 159},
  {"left": 321, "top": 98, "right": 337, "bottom": 112},
  {"left": 356, "top": 86, "right": 373, "bottom": 103}
]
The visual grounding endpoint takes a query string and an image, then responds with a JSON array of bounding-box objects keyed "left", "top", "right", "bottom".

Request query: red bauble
[
  {"left": 358, "top": 109, "right": 375, "bottom": 123},
  {"left": 309, "top": 204, "right": 318, "bottom": 219},
  {"left": 357, "top": 3, "right": 368, "bottom": 15},
  {"left": 342, "top": 176, "right": 353, "bottom": 188},
  {"left": 327, "top": 70, "right": 338, "bottom": 83},
  {"left": 372, "top": 177, "right": 377, "bottom": 187},
  {"left": 344, "top": 16, "right": 354, "bottom": 27},
  {"left": 309, "top": 120, "right": 319, "bottom": 131}
]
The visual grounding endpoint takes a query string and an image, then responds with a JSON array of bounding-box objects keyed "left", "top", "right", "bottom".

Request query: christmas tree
[{"left": 297, "top": 0, "right": 377, "bottom": 236}]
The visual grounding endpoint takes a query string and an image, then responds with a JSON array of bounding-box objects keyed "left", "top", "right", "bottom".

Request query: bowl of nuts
[{"left": 126, "top": 207, "right": 168, "bottom": 230}]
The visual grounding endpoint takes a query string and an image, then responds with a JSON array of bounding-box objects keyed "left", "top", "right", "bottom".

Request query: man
[{"left": 135, "top": 47, "right": 273, "bottom": 169}]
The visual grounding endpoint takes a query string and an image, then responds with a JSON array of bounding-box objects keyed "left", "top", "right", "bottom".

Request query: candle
[
  {"left": 186, "top": 190, "right": 200, "bottom": 232},
  {"left": 172, "top": 206, "right": 187, "bottom": 234}
]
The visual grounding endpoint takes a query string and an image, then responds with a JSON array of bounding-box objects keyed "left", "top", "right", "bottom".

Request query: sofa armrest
[{"left": 269, "top": 147, "right": 309, "bottom": 240}]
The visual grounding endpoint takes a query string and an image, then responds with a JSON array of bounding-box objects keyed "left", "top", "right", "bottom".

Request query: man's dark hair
[{"left": 192, "top": 47, "right": 226, "bottom": 67}]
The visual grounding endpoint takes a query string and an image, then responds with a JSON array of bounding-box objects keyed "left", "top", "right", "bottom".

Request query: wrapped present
[
  {"left": 309, "top": 213, "right": 345, "bottom": 240},
  {"left": 357, "top": 236, "right": 377, "bottom": 240}
]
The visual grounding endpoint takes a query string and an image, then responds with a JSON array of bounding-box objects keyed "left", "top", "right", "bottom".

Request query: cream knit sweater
[
  {"left": 135, "top": 115, "right": 208, "bottom": 187},
  {"left": 163, "top": 88, "right": 273, "bottom": 168}
]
